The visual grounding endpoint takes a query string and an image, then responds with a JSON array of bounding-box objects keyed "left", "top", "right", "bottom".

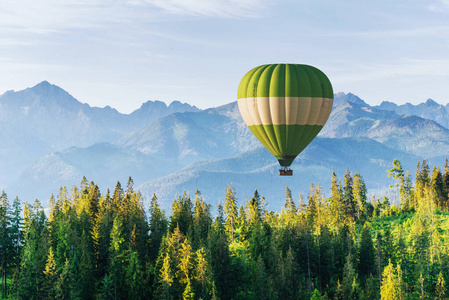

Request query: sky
[{"left": 1, "top": 0, "right": 449, "bottom": 113}]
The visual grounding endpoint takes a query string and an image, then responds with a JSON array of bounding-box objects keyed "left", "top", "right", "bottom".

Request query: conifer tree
[
  {"left": 283, "top": 186, "right": 296, "bottom": 213},
  {"left": 159, "top": 252, "right": 174, "bottom": 300},
  {"left": 109, "top": 214, "right": 126, "bottom": 299},
  {"left": 443, "top": 158, "right": 449, "bottom": 204},
  {"left": 431, "top": 167, "right": 445, "bottom": 209},
  {"left": 56, "top": 259, "right": 70, "bottom": 299},
  {"left": 0, "top": 190, "right": 11, "bottom": 298},
  {"left": 236, "top": 204, "right": 247, "bottom": 241},
  {"left": 170, "top": 192, "right": 193, "bottom": 235},
  {"left": 329, "top": 172, "right": 344, "bottom": 230},
  {"left": 126, "top": 250, "right": 145, "bottom": 300},
  {"left": 380, "top": 259, "right": 403, "bottom": 300},
  {"left": 10, "top": 196, "right": 23, "bottom": 280},
  {"left": 224, "top": 184, "right": 238, "bottom": 243},
  {"left": 194, "top": 247, "right": 212, "bottom": 299},
  {"left": 193, "top": 190, "right": 212, "bottom": 248},
  {"left": 359, "top": 225, "right": 376, "bottom": 283},
  {"left": 388, "top": 159, "right": 404, "bottom": 205},
  {"left": 149, "top": 193, "right": 168, "bottom": 262},
  {"left": 343, "top": 169, "right": 355, "bottom": 222},
  {"left": 247, "top": 189, "right": 262, "bottom": 226},
  {"left": 436, "top": 271, "right": 446, "bottom": 300},
  {"left": 43, "top": 247, "right": 57, "bottom": 299},
  {"left": 353, "top": 172, "right": 367, "bottom": 221}
]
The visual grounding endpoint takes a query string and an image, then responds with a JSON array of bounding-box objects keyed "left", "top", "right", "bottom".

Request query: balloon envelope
[{"left": 237, "top": 64, "right": 333, "bottom": 167}]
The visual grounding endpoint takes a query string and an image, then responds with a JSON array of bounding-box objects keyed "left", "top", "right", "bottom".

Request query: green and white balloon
[{"left": 237, "top": 64, "right": 333, "bottom": 167}]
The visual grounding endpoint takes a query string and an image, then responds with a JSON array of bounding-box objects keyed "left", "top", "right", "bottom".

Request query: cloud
[
  {"left": 0, "top": 0, "right": 159, "bottom": 35},
  {"left": 333, "top": 58, "right": 449, "bottom": 85},
  {"left": 323, "top": 26, "right": 449, "bottom": 39},
  {"left": 428, "top": 0, "right": 449, "bottom": 12},
  {"left": 142, "top": 0, "right": 267, "bottom": 17}
]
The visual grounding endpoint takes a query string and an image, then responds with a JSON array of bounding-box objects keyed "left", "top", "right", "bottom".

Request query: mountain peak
[
  {"left": 36, "top": 80, "right": 51, "bottom": 87},
  {"left": 333, "top": 92, "right": 368, "bottom": 107},
  {"left": 425, "top": 98, "right": 439, "bottom": 106}
]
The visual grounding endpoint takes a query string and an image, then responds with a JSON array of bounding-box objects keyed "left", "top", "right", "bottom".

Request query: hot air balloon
[{"left": 237, "top": 64, "right": 333, "bottom": 176}]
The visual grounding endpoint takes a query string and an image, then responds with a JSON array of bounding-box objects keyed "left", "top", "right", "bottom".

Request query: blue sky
[{"left": 1, "top": 0, "right": 449, "bottom": 113}]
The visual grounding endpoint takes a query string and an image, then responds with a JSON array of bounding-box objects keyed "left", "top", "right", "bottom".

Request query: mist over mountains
[{"left": 1, "top": 82, "right": 448, "bottom": 210}]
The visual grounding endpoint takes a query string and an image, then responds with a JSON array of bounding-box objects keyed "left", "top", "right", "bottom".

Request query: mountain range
[
  {"left": 0, "top": 81, "right": 199, "bottom": 187},
  {"left": 1, "top": 82, "right": 449, "bottom": 210}
]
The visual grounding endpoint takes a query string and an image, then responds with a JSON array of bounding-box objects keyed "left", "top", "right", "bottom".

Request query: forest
[{"left": 1, "top": 159, "right": 449, "bottom": 299}]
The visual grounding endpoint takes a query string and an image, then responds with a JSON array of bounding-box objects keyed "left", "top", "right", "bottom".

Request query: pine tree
[
  {"left": 282, "top": 186, "right": 297, "bottom": 225},
  {"left": 149, "top": 193, "right": 168, "bottom": 262},
  {"left": 224, "top": 184, "right": 238, "bottom": 243},
  {"left": 247, "top": 189, "right": 262, "bottom": 226},
  {"left": 236, "top": 204, "right": 247, "bottom": 242},
  {"left": 126, "top": 250, "right": 145, "bottom": 300},
  {"left": 353, "top": 172, "right": 367, "bottom": 221},
  {"left": 388, "top": 159, "right": 404, "bottom": 206},
  {"left": 170, "top": 192, "right": 193, "bottom": 235},
  {"left": 343, "top": 169, "right": 355, "bottom": 222},
  {"left": 56, "top": 259, "right": 71, "bottom": 299},
  {"left": 43, "top": 247, "right": 57, "bottom": 299},
  {"left": 177, "top": 239, "right": 194, "bottom": 298},
  {"left": 329, "top": 172, "right": 344, "bottom": 230},
  {"left": 431, "top": 167, "right": 445, "bottom": 209},
  {"left": 195, "top": 247, "right": 211, "bottom": 298},
  {"left": 342, "top": 253, "right": 357, "bottom": 299},
  {"left": 16, "top": 199, "right": 48, "bottom": 299},
  {"left": 380, "top": 259, "right": 403, "bottom": 300},
  {"left": 443, "top": 158, "right": 449, "bottom": 206},
  {"left": 193, "top": 190, "right": 212, "bottom": 248},
  {"left": 436, "top": 271, "right": 446, "bottom": 300},
  {"left": 109, "top": 214, "right": 126, "bottom": 299},
  {"left": 0, "top": 190, "right": 11, "bottom": 298},
  {"left": 159, "top": 252, "right": 173, "bottom": 300},
  {"left": 9, "top": 196, "right": 23, "bottom": 285},
  {"left": 359, "top": 225, "right": 376, "bottom": 283}
]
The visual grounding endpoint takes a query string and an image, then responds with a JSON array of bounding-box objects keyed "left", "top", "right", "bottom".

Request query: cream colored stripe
[
  {"left": 316, "top": 98, "right": 334, "bottom": 126},
  {"left": 306, "top": 97, "right": 323, "bottom": 125},
  {"left": 296, "top": 97, "right": 312, "bottom": 125},
  {"left": 237, "top": 99, "right": 253, "bottom": 125},
  {"left": 238, "top": 97, "right": 333, "bottom": 126},
  {"left": 286, "top": 97, "right": 298, "bottom": 125},
  {"left": 256, "top": 97, "right": 272, "bottom": 125},
  {"left": 270, "top": 97, "right": 285, "bottom": 125}
]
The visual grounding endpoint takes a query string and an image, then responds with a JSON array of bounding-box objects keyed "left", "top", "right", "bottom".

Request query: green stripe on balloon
[
  {"left": 248, "top": 124, "right": 323, "bottom": 167},
  {"left": 237, "top": 64, "right": 333, "bottom": 99}
]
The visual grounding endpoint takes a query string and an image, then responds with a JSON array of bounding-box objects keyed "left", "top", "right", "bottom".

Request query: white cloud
[
  {"left": 323, "top": 26, "right": 449, "bottom": 39},
  {"left": 0, "top": 0, "right": 158, "bottom": 34},
  {"left": 143, "top": 0, "right": 267, "bottom": 17},
  {"left": 428, "top": 0, "right": 449, "bottom": 12},
  {"left": 333, "top": 58, "right": 449, "bottom": 85}
]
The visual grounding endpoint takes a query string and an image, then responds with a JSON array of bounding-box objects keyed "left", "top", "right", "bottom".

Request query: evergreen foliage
[{"left": 3, "top": 159, "right": 449, "bottom": 298}]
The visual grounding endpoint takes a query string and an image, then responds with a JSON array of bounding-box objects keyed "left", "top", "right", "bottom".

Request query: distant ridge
[
  {"left": 0, "top": 81, "right": 200, "bottom": 188},
  {"left": 2, "top": 82, "right": 449, "bottom": 209}
]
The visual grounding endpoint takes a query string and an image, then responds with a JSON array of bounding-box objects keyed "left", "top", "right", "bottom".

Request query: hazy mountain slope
[
  {"left": 375, "top": 99, "right": 449, "bottom": 128},
  {"left": 0, "top": 81, "right": 200, "bottom": 150},
  {"left": 366, "top": 115, "right": 449, "bottom": 158},
  {"left": 0, "top": 123, "right": 51, "bottom": 184},
  {"left": 116, "top": 102, "right": 259, "bottom": 164},
  {"left": 321, "top": 96, "right": 449, "bottom": 158},
  {"left": 0, "top": 81, "right": 199, "bottom": 187},
  {"left": 9, "top": 142, "right": 182, "bottom": 204},
  {"left": 320, "top": 100, "right": 398, "bottom": 137},
  {"left": 138, "top": 137, "right": 420, "bottom": 210}
]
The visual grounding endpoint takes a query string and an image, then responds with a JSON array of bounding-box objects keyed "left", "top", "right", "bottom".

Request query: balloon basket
[{"left": 279, "top": 167, "right": 293, "bottom": 176}]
